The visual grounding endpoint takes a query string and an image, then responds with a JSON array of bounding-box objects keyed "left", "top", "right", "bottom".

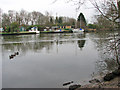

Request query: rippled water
[{"left": 1, "top": 32, "right": 118, "bottom": 88}]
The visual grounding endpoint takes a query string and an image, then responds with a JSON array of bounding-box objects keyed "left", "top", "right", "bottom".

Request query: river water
[{"left": 1, "top": 32, "right": 118, "bottom": 88}]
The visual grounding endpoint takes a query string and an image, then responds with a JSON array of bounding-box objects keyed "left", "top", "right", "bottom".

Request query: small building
[
  {"left": 43, "top": 27, "right": 50, "bottom": 31},
  {"left": 51, "top": 26, "right": 72, "bottom": 30},
  {"left": 0, "top": 27, "right": 4, "bottom": 32},
  {"left": 51, "top": 26, "right": 59, "bottom": 30},
  {"left": 20, "top": 26, "right": 25, "bottom": 32},
  {"left": 65, "top": 26, "right": 71, "bottom": 29}
]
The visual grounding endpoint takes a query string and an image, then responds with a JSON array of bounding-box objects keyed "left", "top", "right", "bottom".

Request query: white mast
[
  {"left": 80, "top": 15, "right": 81, "bottom": 29},
  {"left": 75, "top": 9, "right": 78, "bottom": 29}
]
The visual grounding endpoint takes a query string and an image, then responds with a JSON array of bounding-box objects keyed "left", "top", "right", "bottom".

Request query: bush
[
  {"left": 10, "top": 22, "right": 19, "bottom": 32},
  {"left": 26, "top": 25, "right": 45, "bottom": 31}
]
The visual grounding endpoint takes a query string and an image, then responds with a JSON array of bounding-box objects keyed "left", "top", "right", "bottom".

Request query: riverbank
[
  {"left": 40, "top": 30, "right": 73, "bottom": 33},
  {"left": 69, "top": 69, "right": 120, "bottom": 90},
  {"left": 0, "top": 30, "right": 73, "bottom": 35},
  {"left": 77, "top": 77, "right": 120, "bottom": 89},
  {"left": 0, "top": 31, "right": 36, "bottom": 35},
  {"left": 79, "top": 69, "right": 120, "bottom": 89},
  {"left": 0, "top": 29, "right": 97, "bottom": 35},
  {"left": 68, "top": 76, "right": 120, "bottom": 90}
]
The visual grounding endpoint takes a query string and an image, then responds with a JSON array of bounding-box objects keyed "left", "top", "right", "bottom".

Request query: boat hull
[
  {"left": 72, "top": 29, "right": 84, "bottom": 33},
  {"left": 29, "top": 31, "right": 40, "bottom": 34}
]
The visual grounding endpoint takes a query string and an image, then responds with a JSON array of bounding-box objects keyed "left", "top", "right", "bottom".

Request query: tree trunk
[
  {"left": 0, "top": 9, "right": 2, "bottom": 27},
  {"left": 118, "top": 0, "right": 120, "bottom": 28},
  {"left": 117, "top": 0, "right": 120, "bottom": 69}
]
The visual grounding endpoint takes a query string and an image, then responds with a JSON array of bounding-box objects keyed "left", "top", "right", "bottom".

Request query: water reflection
[
  {"left": 3, "top": 31, "right": 120, "bottom": 88},
  {"left": 89, "top": 31, "right": 120, "bottom": 76},
  {"left": 2, "top": 33, "right": 101, "bottom": 88},
  {"left": 2, "top": 33, "right": 86, "bottom": 54},
  {"left": 77, "top": 40, "right": 86, "bottom": 50}
]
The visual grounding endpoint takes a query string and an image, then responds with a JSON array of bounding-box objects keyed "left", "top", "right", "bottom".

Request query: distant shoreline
[
  {"left": 0, "top": 31, "right": 73, "bottom": 36},
  {"left": 0, "top": 32, "right": 36, "bottom": 36}
]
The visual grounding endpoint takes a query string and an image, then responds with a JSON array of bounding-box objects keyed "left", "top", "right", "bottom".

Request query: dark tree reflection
[{"left": 77, "top": 40, "right": 86, "bottom": 50}]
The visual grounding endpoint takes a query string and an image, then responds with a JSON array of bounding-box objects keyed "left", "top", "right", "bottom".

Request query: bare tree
[
  {"left": 117, "top": 0, "right": 120, "bottom": 69},
  {"left": 117, "top": 0, "right": 120, "bottom": 27},
  {"left": 8, "top": 10, "right": 16, "bottom": 23},
  {"left": 0, "top": 8, "right": 2, "bottom": 27},
  {"left": 2, "top": 13, "right": 10, "bottom": 27},
  {"left": 36, "top": 12, "right": 45, "bottom": 25},
  {"left": 44, "top": 11, "right": 50, "bottom": 25},
  {"left": 15, "top": 12, "right": 21, "bottom": 25},
  {"left": 19, "top": 9, "right": 28, "bottom": 25},
  {"left": 31, "top": 11, "right": 39, "bottom": 25},
  {"left": 54, "top": 0, "right": 120, "bottom": 68},
  {"left": 53, "top": 0, "right": 119, "bottom": 25}
]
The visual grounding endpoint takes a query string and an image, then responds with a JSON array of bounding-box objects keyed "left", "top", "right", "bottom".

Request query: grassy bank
[{"left": 0, "top": 31, "right": 36, "bottom": 35}]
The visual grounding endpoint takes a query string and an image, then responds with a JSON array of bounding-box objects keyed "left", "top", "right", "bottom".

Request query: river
[{"left": 1, "top": 31, "right": 119, "bottom": 88}]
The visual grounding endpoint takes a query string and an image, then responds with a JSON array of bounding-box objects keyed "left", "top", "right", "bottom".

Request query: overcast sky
[{"left": 0, "top": 0, "right": 95, "bottom": 23}]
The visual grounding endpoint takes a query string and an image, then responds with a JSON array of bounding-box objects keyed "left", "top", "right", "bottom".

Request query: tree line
[
  {"left": 57, "top": 0, "right": 120, "bottom": 30},
  {"left": 0, "top": 9, "right": 76, "bottom": 32}
]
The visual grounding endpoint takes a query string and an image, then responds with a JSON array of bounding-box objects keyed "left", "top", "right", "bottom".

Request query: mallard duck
[
  {"left": 9, "top": 55, "right": 14, "bottom": 59},
  {"left": 15, "top": 52, "right": 19, "bottom": 55}
]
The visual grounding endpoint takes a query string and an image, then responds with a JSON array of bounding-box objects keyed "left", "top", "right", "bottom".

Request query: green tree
[
  {"left": 77, "top": 13, "right": 87, "bottom": 28},
  {"left": 58, "top": 17, "right": 63, "bottom": 24},
  {"left": 55, "top": 16, "right": 58, "bottom": 24},
  {"left": 50, "top": 17, "right": 53, "bottom": 24},
  {"left": 10, "top": 22, "right": 19, "bottom": 32},
  {"left": 88, "top": 24, "right": 98, "bottom": 29}
]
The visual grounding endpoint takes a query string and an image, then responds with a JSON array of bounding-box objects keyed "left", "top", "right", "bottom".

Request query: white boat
[
  {"left": 73, "top": 12, "right": 85, "bottom": 33},
  {"left": 29, "top": 27, "right": 40, "bottom": 34},
  {"left": 54, "top": 29, "right": 63, "bottom": 32},
  {"left": 73, "top": 28, "right": 84, "bottom": 33}
]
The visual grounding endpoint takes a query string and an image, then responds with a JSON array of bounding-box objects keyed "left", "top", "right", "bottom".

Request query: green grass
[
  {"left": 0, "top": 31, "right": 34, "bottom": 34},
  {"left": 19, "top": 31, "right": 30, "bottom": 33},
  {"left": 41, "top": 31, "right": 54, "bottom": 32}
]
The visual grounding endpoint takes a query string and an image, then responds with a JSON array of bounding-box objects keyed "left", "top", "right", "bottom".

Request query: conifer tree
[{"left": 77, "top": 13, "right": 87, "bottom": 28}]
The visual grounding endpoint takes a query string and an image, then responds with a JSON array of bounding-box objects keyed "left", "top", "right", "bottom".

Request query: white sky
[{"left": 0, "top": 0, "right": 95, "bottom": 23}]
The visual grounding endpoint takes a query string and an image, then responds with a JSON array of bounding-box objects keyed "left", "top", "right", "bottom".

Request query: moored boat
[
  {"left": 29, "top": 27, "right": 40, "bottom": 34},
  {"left": 54, "top": 29, "right": 63, "bottom": 32},
  {"left": 72, "top": 28, "right": 84, "bottom": 33}
]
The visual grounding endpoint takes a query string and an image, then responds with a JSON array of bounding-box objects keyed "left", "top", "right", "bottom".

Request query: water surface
[{"left": 2, "top": 33, "right": 106, "bottom": 88}]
